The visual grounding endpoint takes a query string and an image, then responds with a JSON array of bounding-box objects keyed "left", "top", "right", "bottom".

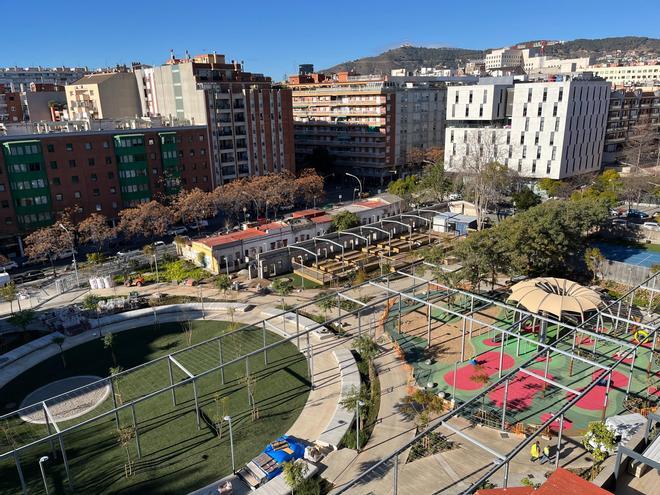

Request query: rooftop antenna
[
  {"left": 169, "top": 49, "right": 175, "bottom": 62},
  {"left": 185, "top": 50, "right": 191, "bottom": 60}
]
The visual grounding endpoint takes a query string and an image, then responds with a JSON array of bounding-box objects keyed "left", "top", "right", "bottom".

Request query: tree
[
  {"left": 353, "top": 335, "right": 379, "bottom": 386},
  {"left": 620, "top": 174, "right": 655, "bottom": 210},
  {"left": 24, "top": 225, "right": 69, "bottom": 276},
  {"left": 215, "top": 274, "right": 231, "bottom": 295},
  {"left": 330, "top": 211, "right": 360, "bottom": 232},
  {"left": 78, "top": 213, "right": 114, "bottom": 252},
  {"left": 582, "top": 421, "right": 616, "bottom": 463},
  {"left": 622, "top": 115, "right": 659, "bottom": 171},
  {"left": 272, "top": 278, "right": 293, "bottom": 311},
  {"left": 110, "top": 366, "right": 124, "bottom": 405},
  {"left": 538, "top": 178, "right": 561, "bottom": 198},
  {"left": 585, "top": 247, "right": 606, "bottom": 283},
  {"left": 512, "top": 187, "right": 541, "bottom": 211},
  {"left": 143, "top": 244, "right": 156, "bottom": 271},
  {"left": 172, "top": 188, "right": 217, "bottom": 233},
  {"left": 52, "top": 335, "right": 66, "bottom": 368},
  {"left": 242, "top": 372, "right": 259, "bottom": 420},
  {"left": 8, "top": 309, "right": 34, "bottom": 340},
  {"left": 118, "top": 200, "right": 173, "bottom": 240},
  {"left": 316, "top": 292, "right": 335, "bottom": 320},
  {"left": 417, "top": 161, "right": 452, "bottom": 203},
  {"left": 82, "top": 294, "right": 101, "bottom": 311},
  {"left": 339, "top": 384, "right": 372, "bottom": 442},
  {"left": 387, "top": 175, "right": 418, "bottom": 202},
  {"left": 454, "top": 228, "right": 508, "bottom": 289},
  {"left": 117, "top": 426, "right": 136, "bottom": 478},
  {"left": 181, "top": 320, "right": 194, "bottom": 346},
  {"left": 103, "top": 333, "right": 117, "bottom": 366},
  {"left": 0, "top": 281, "right": 20, "bottom": 313},
  {"left": 294, "top": 169, "right": 325, "bottom": 207},
  {"left": 400, "top": 389, "right": 445, "bottom": 429},
  {"left": 282, "top": 460, "right": 308, "bottom": 495}
]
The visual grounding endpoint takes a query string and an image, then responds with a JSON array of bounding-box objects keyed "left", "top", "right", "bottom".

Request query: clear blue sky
[{"left": 4, "top": 0, "right": 659, "bottom": 80}]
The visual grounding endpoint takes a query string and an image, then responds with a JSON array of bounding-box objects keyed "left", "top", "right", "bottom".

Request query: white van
[{"left": 0, "top": 271, "right": 11, "bottom": 288}]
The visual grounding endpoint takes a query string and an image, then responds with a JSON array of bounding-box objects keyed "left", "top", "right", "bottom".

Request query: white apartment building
[
  {"left": 524, "top": 56, "right": 592, "bottom": 75},
  {"left": 579, "top": 64, "right": 660, "bottom": 87},
  {"left": 445, "top": 75, "right": 611, "bottom": 179},
  {"left": 485, "top": 49, "right": 524, "bottom": 70}
]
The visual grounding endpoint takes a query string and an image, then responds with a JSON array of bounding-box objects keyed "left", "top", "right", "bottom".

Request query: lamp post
[
  {"left": 356, "top": 400, "right": 365, "bottom": 451},
  {"left": 345, "top": 172, "right": 363, "bottom": 198},
  {"left": 39, "top": 456, "right": 49, "bottom": 495},
  {"left": 58, "top": 223, "right": 79, "bottom": 287},
  {"left": 224, "top": 415, "right": 235, "bottom": 474},
  {"left": 338, "top": 194, "right": 343, "bottom": 204},
  {"left": 242, "top": 207, "right": 247, "bottom": 223}
]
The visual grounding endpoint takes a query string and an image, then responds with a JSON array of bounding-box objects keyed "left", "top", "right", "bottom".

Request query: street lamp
[
  {"left": 58, "top": 223, "right": 79, "bottom": 287},
  {"left": 356, "top": 400, "right": 365, "bottom": 451},
  {"left": 224, "top": 415, "right": 235, "bottom": 474},
  {"left": 39, "top": 456, "right": 49, "bottom": 495},
  {"left": 345, "top": 172, "right": 363, "bottom": 198},
  {"left": 338, "top": 194, "right": 342, "bottom": 204},
  {"left": 242, "top": 207, "right": 247, "bottom": 223}
]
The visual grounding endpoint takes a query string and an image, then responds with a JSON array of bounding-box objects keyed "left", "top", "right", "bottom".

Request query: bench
[
  {"left": 628, "top": 434, "right": 660, "bottom": 477},
  {"left": 317, "top": 349, "right": 361, "bottom": 450}
]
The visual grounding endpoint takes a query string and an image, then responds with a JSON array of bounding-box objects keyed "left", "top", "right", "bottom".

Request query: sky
[{"left": 3, "top": 0, "right": 659, "bottom": 80}]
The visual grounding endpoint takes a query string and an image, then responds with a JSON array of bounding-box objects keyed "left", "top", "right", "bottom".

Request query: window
[
  {"left": 55, "top": 193, "right": 63, "bottom": 201},
  {"left": 95, "top": 204, "right": 102, "bottom": 211},
  {"left": 88, "top": 158, "right": 95, "bottom": 166},
  {"left": 110, "top": 187, "right": 116, "bottom": 194},
  {"left": 552, "top": 103, "right": 558, "bottom": 117},
  {"left": 546, "top": 161, "right": 551, "bottom": 174},
  {"left": 108, "top": 171, "right": 114, "bottom": 179},
  {"left": 103, "top": 141, "right": 109, "bottom": 149},
  {"left": 522, "top": 104, "right": 528, "bottom": 117},
  {"left": 84, "top": 142, "right": 92, "bottom": 150},
  {"left": 92, "top": 188, "right": 100, "bottom": 196},
  {"left": 542, "top": 88, "right": 547, "bottom": 102},
  {"left": 531, "top": 160, "right": 537, "bottom": 173},
  {"left": 148, "top": 138, "right": 154, "bottom": 145},
  {"left": 47, "top": 144, "right": 55, "bottom": 152},
  {"left": 105, "top": 156, "right": 112, "bottom": 165},
  {"left": 52, "top": 177, "right": 61, "bottom": 185},
  {"left": 558, "top": 88, "right": 563, "bottom": 101},
  {"left": 69, "top": 159, "right": 76, "bottom": 168},
  {"left": 537, "top": 105, "right": 542, "bottom": 117},
  {"left": 50, "top": 161, "right": 58, "bottom": 169},
  {"left": 152, "top": 168, "right": 158, "bottom": 175},
  {"left": 1, "top": 200, "right": 8, "bottom": 208},
  {"left": 66, "top": 143, "right": 73, "bottom": 151},
  {"left": 527, "top": 88, "right": 533, "bottom": 102},
  {"left": 72, "top": 175, "right": 79, "bottom": 184},
  {"left": 74, "top": 191, "right": 81, "bottom": 199},
  {"left": 91, "top": 173, "right": 97, "bottom": 182}
]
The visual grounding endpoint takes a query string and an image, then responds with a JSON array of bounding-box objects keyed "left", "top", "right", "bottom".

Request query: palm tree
[
  {"left": 353, "top": 335, "right": 379, "bottom": 385},
  {"left": 52, "top": 335, "right": 66, "bottom": 368},
  {"left": 103, "top": 333, "right": 117, "bottom": 366}
]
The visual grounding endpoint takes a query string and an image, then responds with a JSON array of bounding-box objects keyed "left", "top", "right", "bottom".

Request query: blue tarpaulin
[{"left": 261, "top": 435, "right": 306, "bottom": 479}]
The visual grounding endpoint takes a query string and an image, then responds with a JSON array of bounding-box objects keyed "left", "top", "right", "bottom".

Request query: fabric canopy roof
[{"left": 507, "top": 277, "right": 602, "bottom": 320}]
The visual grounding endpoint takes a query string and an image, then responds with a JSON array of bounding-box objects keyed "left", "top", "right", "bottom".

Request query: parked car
[
  {"left": 612, "top": 218, "right": 628, "bottom": 225},
  {"left": 448, "top": 193, "right": 462, "bottom": 201},
  {"left": 55, "top": 249, "right": 76, "bottom": 260},
  {"left": 0, "top": 260, "right": 19, "bottom": 271},
  {"left": 187, "top": 219, "right": 209, "bottom": 230},
  {"left": 642, "top": 222, "right": 660, "bottom": 231},
  {"left": 627, "top": 209, "right": 650, "bottom": 219},
  {"left": 153, "top": 241, "right": 166, "bottom": 247},
  {"left": 167, "top": 225, "right": 188, "bottom": 235}
]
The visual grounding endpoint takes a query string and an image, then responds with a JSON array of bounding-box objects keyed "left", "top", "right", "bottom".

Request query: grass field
[{"left": 0, "top": 320, "right": 310, "bottom": 495}]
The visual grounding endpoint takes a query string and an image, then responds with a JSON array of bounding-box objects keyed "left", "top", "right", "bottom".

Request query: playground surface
[
  {"left": 594, "top": 242, "right": 660, "bottom": 268},
  {"left": 387, "top": 295, "right": 657, "bottom": 434}
]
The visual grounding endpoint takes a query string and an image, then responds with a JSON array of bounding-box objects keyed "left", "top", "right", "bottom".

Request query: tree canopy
[{"left": 330, "top": 211, "right": 360, "bottom": 232}]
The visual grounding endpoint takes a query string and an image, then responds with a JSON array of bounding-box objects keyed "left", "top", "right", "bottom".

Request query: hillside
[
  {"left": 323, "top": 37, "right": 659, "bottom": 75},
  {"left": 323, "top": 46, "right": 484, "bottom": 75}
]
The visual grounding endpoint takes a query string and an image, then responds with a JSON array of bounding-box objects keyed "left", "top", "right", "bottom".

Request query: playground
[
  {"left": 388, "top": 291, "right": 657, "bottom": 433},
  {"left": 0, "top": 320, "right": 310, "bottom": 495}
]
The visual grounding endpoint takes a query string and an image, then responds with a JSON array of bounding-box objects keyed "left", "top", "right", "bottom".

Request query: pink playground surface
[
  {"left": 443, "top": 351, "right": 515, "bottom": 391},
  {"left": 567, "top": 370, "right": 629, "bottom": 411},
  {"left": 540, "top": 413, "right": 574, "bottom": 431},
  {"left": 489, "top": 369, "right": 553, "bottom": 412}
]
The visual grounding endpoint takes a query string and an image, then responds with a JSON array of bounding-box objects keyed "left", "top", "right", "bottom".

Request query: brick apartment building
[
  {"left": 0, "top": 125, "right": 211, "bottom": 258},
  {"left": 288, "top": 66, "right": 447, "bottom": 185},
  {"left": 134, "top": 53, "right": 295, "bottom": 184}
]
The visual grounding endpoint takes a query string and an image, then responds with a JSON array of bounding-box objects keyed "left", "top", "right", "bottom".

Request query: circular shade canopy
[{"left": 507, "top": 277, "right": 602, "bottom": 321}]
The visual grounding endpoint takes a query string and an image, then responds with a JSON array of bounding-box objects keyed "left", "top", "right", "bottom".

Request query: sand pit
[{"left": 19, "top": 375, "right": 110, "bottom": 424}]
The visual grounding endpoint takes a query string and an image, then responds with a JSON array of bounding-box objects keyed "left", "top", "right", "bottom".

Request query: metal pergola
[{"left": 332, "top": 269, "right": 659, "bottom": 495}]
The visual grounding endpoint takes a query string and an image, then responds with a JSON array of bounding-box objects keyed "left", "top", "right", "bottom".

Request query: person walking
[
  {"left": 540, "top": 444, "right": 551, "bottom": 464},
  {"left": 530, "top": 441, "right": 540, "bottom": 462}
]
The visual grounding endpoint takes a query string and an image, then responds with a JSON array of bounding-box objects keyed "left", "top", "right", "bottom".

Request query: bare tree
[
  {"left": 117, "top": 426, "right": 136, "bottom": 478},
  {"left": 294, "top": 169, "right": 325, "bottom": 206},
  {"left": 242, "top": 372, "right": 259, "bottom": 421},
  {"left": 118, "top": 200, "right": 173, "bottom": 240},
  {"left": 622, "top": 115, "right": 660, "bottom": 171},
  {"left": 171, "top": 188, "right": 217, "bottom": 233},
  {"left": 78, "top": 213, "right": 114, "bottom": 252},
  {"left": 181, "top": 320, "right": 194, "bottom": 346},
  {"left": 24, "top": 225, "right": 69, "bottom": 276}
]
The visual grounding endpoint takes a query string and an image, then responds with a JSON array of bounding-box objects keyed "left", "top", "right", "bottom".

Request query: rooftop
[
  {"left": 197, "top": 228, "right": 266, "bottom": 248},
  {"left": 477, "top": 468, "right": 612, "bottom": 495}
]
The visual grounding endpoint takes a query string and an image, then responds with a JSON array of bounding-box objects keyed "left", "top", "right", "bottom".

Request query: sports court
[{"left": 594, "top": 242, "right": 660, "bottom": 268}]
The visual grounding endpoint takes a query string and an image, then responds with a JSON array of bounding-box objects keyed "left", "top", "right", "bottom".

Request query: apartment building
[
  {"left": 444, "top": 75, "right": 611, "bottom": 179},
  {"left": 0, "top": 125, "right": 211, "bottom": 257},
  {"left": 484, "top": 48, "right": 527, "bottom": 70},
  {"left": 0, "top": 84, "right": 67, "bottom": 123},
  {"left": 604, "top": 88, "right": 660, "bottom": 165},
  {"left": 581, "top": 64, "right": 660, "bottom": 87},
  {"left": 289, "top": 68, "right": 447, "bottom": 184},
  {"left": 0, "top": 67, "right": 88, "bottom": 91},
  {"left": 65, "top": 72, "right": 142, "bottom": 120},
  {"left": 524, "top": 56, "right": 592, "bottom": 75},
  {"left": 134, "top": 53, "right": 295, "bottom": 186}
]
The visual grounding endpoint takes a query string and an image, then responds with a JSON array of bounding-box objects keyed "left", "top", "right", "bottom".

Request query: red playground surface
[
  {"left": 540, "top": 413, "right": 574, "bottom": 431},
  {"left": 482, "top": 338, "right": 502, "bottom": 347},
  {"left": 489, "top": 369, "right": 553, "bottom": 411},
  {"left": 443, "top": 351, "right": 515, "bottom": 391},
  {"left": 568, "top": 370, "right": 629, "bottom": 411}
]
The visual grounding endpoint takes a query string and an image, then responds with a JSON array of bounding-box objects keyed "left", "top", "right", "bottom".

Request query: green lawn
[{"left": 0, "top": 320, "right": 310, "bottom": 495}]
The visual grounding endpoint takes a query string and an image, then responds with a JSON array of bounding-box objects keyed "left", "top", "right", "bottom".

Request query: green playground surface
[{"left": 386, "top": 295, "right": 657, "bottom": 434}]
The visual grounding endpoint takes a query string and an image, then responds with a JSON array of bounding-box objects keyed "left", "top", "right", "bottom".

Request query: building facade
[
  {"left": 0, "top": 125, "right": 211, "bottom": 258},
  {"left": 604, "top": 88, "right": 660, "bottom": 165},
  {"left": 580, "top": 64, "right": 660, "bottom": 87},
  {"left": 0, "top": 67, "right": 88, "bottom": 91},
  {"left": 444, "top": 75, "right": 611, "bottom": 179},
  {"left": 289, "top": 69, "right": 447, "bottom": 184},
  {"left": 134, "top": 53, "right": 295, "bottom": 186},
  {"left": 64, "top": 72, "right": 142, "bottom": 120}
]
